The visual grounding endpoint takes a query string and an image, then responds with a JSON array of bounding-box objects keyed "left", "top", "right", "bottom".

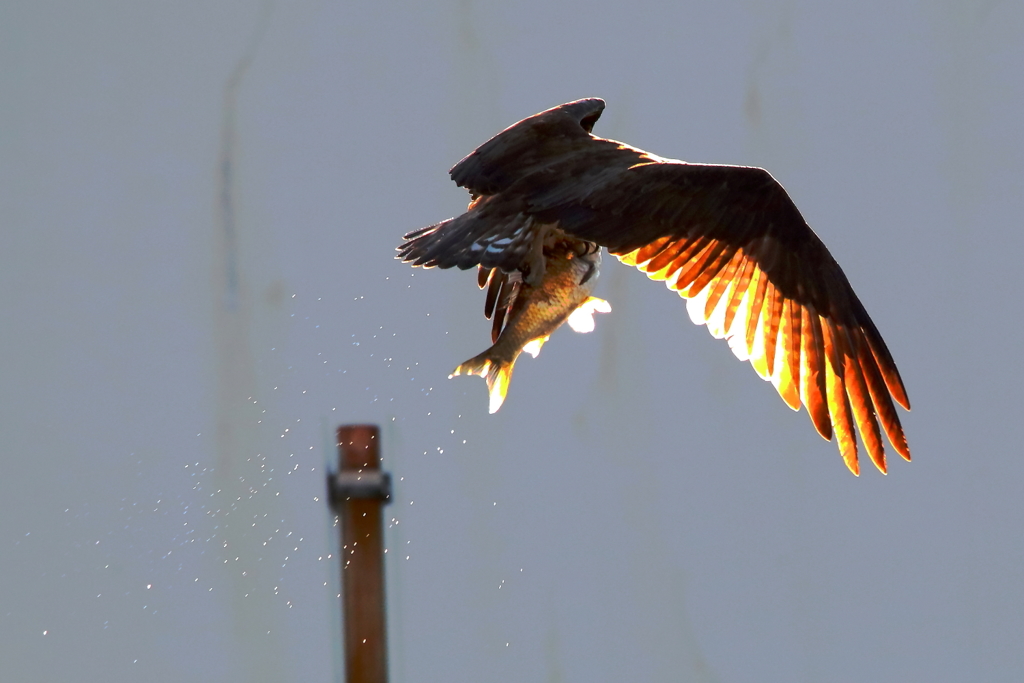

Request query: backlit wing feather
[{"left": 541, "top": 160, "right": 910, "bottom": 474}]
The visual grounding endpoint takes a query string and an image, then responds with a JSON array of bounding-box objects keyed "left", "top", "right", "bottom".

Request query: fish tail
[{"left": 450, "top": 351, "right": 517, "bottom": 413}]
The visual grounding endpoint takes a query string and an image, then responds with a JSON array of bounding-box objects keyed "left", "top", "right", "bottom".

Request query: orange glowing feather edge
[{"left": 617, "top": 241, "right": 910, "bottom": 475}]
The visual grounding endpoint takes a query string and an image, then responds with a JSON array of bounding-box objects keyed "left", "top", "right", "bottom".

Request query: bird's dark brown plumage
[{"left": 397, "top": 98, "right": 910, "bottom": 475}]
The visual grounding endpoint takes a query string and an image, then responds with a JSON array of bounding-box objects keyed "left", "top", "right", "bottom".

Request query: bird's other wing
[
  {"left": 398, "top": 99, "right": 607, "bottom": 336},
  {"left": 397, "top": 98, "right": 615, "bottom": 275},
  {"left": 449, "top": 98, "right": 607, "bottom": 196},
  {"left": 533, "top": 159, "right": 909, "bottom": 475}
]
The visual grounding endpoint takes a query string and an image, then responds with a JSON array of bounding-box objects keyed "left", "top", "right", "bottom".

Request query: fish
[{"left": 449, "top": 238, "right": 610, "bottom": 413}]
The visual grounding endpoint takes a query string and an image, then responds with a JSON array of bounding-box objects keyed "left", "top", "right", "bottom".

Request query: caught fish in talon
[
  {"left": 397, "top": 98, "right": 911, "bottom": 475},
  {"left": 448, "top": 241, "right": 609, "bottom": 414}
]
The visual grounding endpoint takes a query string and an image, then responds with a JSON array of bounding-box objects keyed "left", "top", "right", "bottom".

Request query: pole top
[{"left": 337, "top": 425, "right": 380, "bottom": 470}]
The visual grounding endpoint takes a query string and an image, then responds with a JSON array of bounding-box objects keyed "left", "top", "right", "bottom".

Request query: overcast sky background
[{"left": 3, "top": 1, "right": 1023, "bottom": 682}]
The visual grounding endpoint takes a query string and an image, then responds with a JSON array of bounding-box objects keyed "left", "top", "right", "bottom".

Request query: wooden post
[{"left": 330, "top": 425, "right": 390, "bottom": 683}]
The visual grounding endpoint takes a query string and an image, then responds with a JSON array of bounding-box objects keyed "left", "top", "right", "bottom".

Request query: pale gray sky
[{"left": 2, "top": 2, "right": 1023, "bottom": 681}]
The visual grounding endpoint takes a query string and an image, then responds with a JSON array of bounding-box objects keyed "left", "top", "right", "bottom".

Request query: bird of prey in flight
[{"left": 397, "top": 98, "right": 910, "bottom": 475}]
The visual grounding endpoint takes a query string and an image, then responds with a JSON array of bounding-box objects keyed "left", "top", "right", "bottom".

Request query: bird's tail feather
[{"left": 450, "top": 352, "right": 517, "bottom": 413}]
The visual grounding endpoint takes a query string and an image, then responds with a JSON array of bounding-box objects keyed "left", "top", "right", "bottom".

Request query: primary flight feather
[{"left": 397, "top": 98, "right": 910, "bottom": 475}]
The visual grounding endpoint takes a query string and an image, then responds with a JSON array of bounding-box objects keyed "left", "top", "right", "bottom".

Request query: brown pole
[{"left": 332, "top": 424, "right": 389, "bottom": 683}]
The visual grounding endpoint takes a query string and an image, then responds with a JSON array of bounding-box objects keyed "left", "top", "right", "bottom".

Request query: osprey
[{"left": 398, "top": 98, "right": 910, "bottom": 475}]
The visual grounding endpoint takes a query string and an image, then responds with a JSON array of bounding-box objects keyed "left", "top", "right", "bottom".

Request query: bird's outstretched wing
[
  {"left": 533, "top": 159, "right": 909, "bottom": 474},
  {"left": 398, "top": 98, "right": 910, "bottom": 474}
]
